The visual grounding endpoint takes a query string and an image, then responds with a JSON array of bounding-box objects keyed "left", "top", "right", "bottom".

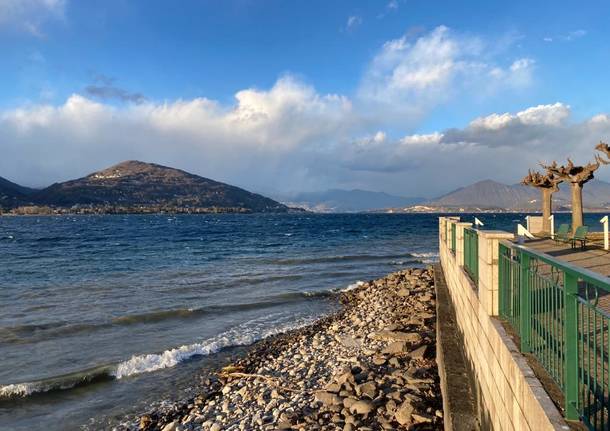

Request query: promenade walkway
[{"left": 525, "top": 239, "right": 610, "bottom": 277}]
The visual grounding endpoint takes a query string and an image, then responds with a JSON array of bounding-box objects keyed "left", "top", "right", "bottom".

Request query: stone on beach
[{"left": 134, "top": 268, "right": 442, "bottom": 431}]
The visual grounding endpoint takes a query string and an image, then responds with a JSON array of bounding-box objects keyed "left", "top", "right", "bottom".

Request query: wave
[
  {"left": 341, "top": 281, "right": 365, "bottom": 292},
  {"left": 0, "top": 317, "right": 317, "bottom": 400},
  {"left": 411, "top": 251, "right": 439, "bottom": 263},
  {"left": 255, "top": 253, "right": 417, "bottom": 266},
  {"left": 0, "top": 364, "right": 115, "bottom": 400},
  {"left": 0, "top": 292, "right": 333, "bottom": 345}
]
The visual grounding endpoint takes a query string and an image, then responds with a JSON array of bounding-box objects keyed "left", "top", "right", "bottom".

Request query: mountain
[
  {"left": 281, "top": 189, "right": 425, "bottom": 213},
  {"left": 428, "top": 180, "right": 539, "bottom": 209},
  {"left": 0, "top": 177, "right": 36, "bottom": 208},
  {"left": 25, "top": 161, "right": 289, "bottom": 213},
  {"left": 425, "top": 179, "right": 610, "bottom": 210}
]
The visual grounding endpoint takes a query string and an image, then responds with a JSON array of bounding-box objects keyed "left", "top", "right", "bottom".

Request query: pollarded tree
[
  {"left": 521, "top": 170, "right": 563, "bottom": 233},
  {"left": 596, "top": 141, "right": 610, "bottom": 164},
  {"left": 541, "top": 158, "right": 601, "bottom": 230}
]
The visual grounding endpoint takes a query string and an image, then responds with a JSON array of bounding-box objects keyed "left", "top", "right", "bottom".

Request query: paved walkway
[{"left": 523, "top": 238, "right": 610, "bottom": 278}]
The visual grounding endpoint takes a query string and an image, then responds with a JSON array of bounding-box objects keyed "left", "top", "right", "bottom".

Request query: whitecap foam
[
  {"left": 342, "top": 281, "right": 365, "bottom": 292},
  {"left": 0, "top": 383, "right": 34, "bottom": 398},
  {"left": 0, "top": 315, "right": 321, "bottom": 398},
  {"left": 411, "top": 251, "right": 439, "bottom": 263},
  {"left": 113, "top": 316, "right": 316, "bottom": 379}
]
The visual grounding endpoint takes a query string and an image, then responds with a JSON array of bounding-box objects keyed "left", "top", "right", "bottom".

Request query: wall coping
[{"left": 478, "top": 231, "right": 515, "bottom": 239}]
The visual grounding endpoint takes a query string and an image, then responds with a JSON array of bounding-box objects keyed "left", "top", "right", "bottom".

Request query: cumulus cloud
[
  {"left": 3, "top": 79, "right": 610, "bottom": 197},
  {"left": 0, "top": 76, "right": 358, "bottom": 192},
  {"left": 0, "top": 0, "right": 66, "bottom": 36},
  {"left": 357, "top": 26, "right": 535, "bottom": 122},
  {"left": 338, "top": 103, "right": 610, "bottom": 194},
  {"left": 5, "top": 26, "right": 605, "bottom": 197}
]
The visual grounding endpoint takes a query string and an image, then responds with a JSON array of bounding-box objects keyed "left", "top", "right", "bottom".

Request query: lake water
[{"left": 0, "top": 212, "right": 596, "bottom": 430}]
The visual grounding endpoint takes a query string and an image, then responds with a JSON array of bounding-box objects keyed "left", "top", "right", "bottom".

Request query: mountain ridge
[
  {"left": 280, "top": 189, "right": 424, "bottom": 213},
  {"left": 2, "top": 161, "right": 291, "bottom": 214},
  {"left": 420, "top": 178, "right": 610, "bottom": 211}
]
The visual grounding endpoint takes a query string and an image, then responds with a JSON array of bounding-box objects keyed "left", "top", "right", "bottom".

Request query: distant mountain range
[
  {"left": 280, "top": 189, "right": 424, "bottom": 213},
  {"left": 415, "top": 179, "right": 610, "bottom": 212},
  {"left": 0, "top": 161, "right": 291, "bottom": 214},
  {"left": 5, "top": 164, "right": 610, "bottom": 215}
]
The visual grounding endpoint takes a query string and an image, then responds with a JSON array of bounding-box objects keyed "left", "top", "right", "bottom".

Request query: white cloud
[
  {"left": 358, "top": 26, "right": 535, "bottom": 122},
  {"left": 336, "top": 103, "right": 610, "bottom": 194},
  {"left": 0, "top": 76, "right": 358, "bottom": 192},
  {"left": 0, "top": 0, "right": 66, "bottom": 36},
  {"left": 346, "top": 15, "right": 362, "bottom": 31},
  {"left": 544, "top": 29, "right": 587, "bottom": 43},
  {"left": 468, "top": 103, "right": 569, "bottom": 130},
  {"left": 7, "top": 25, "right": 601, "bottom": 197},
  {"left": 3, "top": 85, "right": 610, "bottom": 197}
]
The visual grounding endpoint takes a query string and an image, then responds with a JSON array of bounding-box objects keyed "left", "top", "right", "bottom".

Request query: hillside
[
  {"left": 424, "top": 179, "right": 610, "bottom": 210},
  {"left": 282, "top": 189, "right": 424, "bottom": 212},
  {"left": 0, "top": 177, "right": 36, "bottom": 208},
  {"left": 22, "top": 161, "right": 289, "bottom": 213}
]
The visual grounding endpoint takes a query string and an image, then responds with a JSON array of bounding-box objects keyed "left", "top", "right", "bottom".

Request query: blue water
[{"left": 0, "top": 212, "right": 601, "bottom": 430}]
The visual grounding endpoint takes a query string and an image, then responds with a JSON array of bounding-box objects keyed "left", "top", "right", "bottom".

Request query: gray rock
[
  {"left": 409, "top": 345, "right": 428, "bottom": 359},
  {"left": 349, "top": 400, "right": 373, "bottom": 416},
  {"left": 161, "top": 422, "right": 177, "bottom": 431},
  {"left": 314, "top": 391, "right": 342, "bottom": 406},
  {"left": 394, "top": 400, "right": 414, "bottom": 426},
  {"left": 382, "top": 341, "right": 406, "bottom": 355}
]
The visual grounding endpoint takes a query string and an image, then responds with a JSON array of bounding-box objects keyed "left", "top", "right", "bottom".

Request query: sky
[{"left": 1, "top": 0, "right": 610, "bottom": 198}]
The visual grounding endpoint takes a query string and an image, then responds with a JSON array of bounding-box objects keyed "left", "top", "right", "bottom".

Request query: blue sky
[{"left": 2, "top": 0, "right": 610, "bottom": 197}]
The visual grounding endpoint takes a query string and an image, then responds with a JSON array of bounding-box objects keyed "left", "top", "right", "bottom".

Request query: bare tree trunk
[
  {"left": 571, "top": 183, "right": 583, "bottom": 230},
  {"left": 542, "top": 188, "right": 552, "bottom": 232}
]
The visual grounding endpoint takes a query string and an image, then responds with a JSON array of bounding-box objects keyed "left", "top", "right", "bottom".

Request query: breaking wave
[{"left": 0, "top": 316, "right": 317, "bottom": 400}]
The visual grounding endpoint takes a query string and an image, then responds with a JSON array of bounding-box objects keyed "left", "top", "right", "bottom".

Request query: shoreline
[{"left": 129, "top": 268, "right": 442, "bottom": 431}]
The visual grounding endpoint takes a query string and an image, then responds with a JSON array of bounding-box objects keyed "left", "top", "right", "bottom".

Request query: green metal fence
[
  {"left": 499, "top": 243, "right": 521, "bottom": 332},
  {"left": 498, "top": 240, "right": 610, "bottom": 429},
  {"left": 451, "top": 223, "right": 456, "bottom": 254},
  {"left": 464, "top": 227, "right": 479, "bottom": 285}
]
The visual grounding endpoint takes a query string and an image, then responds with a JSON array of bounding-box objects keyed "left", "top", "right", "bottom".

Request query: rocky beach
[{"left": 133, "top": 267, "right": 442, "bottom": 431}]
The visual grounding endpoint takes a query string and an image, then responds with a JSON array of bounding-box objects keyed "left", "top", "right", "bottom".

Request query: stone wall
[{"left": 438, "top": 217, "right": 568, "bottom": 431}]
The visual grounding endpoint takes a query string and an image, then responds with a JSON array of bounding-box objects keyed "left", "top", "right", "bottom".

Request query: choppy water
[{"left": 0, "top": 212, "right": 590, "bottom": 430}]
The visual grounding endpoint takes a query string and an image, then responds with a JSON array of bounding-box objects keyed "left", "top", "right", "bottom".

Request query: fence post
[
  {"left": 519, "top": 251, "right": 531, "bottom": 353},
  {"left": 563, "top": 271, "right": 579, "bottom": 421},
  {"left": 498, "top": 243, "right": 507, "bottom": 317}
]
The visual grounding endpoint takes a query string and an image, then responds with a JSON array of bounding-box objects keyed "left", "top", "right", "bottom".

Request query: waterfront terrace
[{"left": 438, "top": 216, "right": 610, "bottom": 431}]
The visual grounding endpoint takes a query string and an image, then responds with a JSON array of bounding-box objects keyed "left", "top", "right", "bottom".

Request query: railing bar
[
  {"left": 577, "top": 297, "right": 610, "bottom": 321},
  {"left": 554, "top": 280, "right": 558, "bottom": 382},
  {"left": 599, "top": 317, "right": 606, "bottom": 429},
  {"left": 595, "top": 308, "right": 599, "bottom": 429},
  {"left": 540, "top": 278, "right": 551, "bottom": 366},
  {"left": 560, "top": 282, "right": 564, "bottom": 384},
  {"left": 604, "top": 316, "right": 610, "bottom": 430},
  {"left": 549, "top": 280, "right": 563, "bottom": 386},
  {"left": 589, "top": 303, "right": 593, "bottom": 424},
  {"left": 580, "top": 302, "right": 585, "bottom": 414},
  {"left": 502, "top": 240, "right": 610, "bottom": 291}
]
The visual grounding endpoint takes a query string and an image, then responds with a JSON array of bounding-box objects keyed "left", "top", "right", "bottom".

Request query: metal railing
[
  {"left": 499, "top": 240, "right": 610, "bottom": 429},
  {"left": 464, "top": 227, "right": 478, "bottom": 285}
]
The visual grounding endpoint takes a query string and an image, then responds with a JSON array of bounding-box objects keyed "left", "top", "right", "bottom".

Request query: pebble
[{"left": 133, "top": 268, "right": 442, "bottom": 431}]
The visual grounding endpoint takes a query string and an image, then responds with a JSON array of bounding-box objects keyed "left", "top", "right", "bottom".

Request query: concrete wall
[
  {"left": 439, "top": 217, "right": 568, "bottom": 431},
  {"left": 526, "top": 216, "right": 544, "bottom": 234}
]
